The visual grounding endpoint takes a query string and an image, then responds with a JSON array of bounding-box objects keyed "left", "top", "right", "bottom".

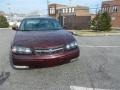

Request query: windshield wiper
[
  {"left": 21, "top": 30, "right": 36, "bottom": 31},
  {"left": 48, "top": 28, "right": 62, "bottom": 30}
]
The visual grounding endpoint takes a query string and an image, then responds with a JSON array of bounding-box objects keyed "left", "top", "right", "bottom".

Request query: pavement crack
[
  {"left": 0, "top": 72, "right": 10, "bottom": 85},
  {"left": 86, "top": 63, "right": 95, "bottom": 90},
  {"left": 96, "top": 64, "right": 111, "bottom": 80}
]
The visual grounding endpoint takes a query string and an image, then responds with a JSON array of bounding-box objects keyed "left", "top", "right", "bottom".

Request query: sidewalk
[{"left": 70, "top": 30, "right": 120, "bottom": 37}]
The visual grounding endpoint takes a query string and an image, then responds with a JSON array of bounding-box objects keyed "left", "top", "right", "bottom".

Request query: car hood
[{"left": 13, "top": 30, "right": 75, "bottom": 48}]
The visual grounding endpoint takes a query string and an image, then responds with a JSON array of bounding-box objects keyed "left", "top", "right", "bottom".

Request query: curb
[
  {"left": 73, "top": 33, "right": 120, "bottom": 37},
  {"left": 0, "top": 28, "right": 11, "bottom": 30}
]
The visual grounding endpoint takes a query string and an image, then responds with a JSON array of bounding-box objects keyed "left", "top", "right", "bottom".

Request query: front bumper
[{"left": 11, "top": 48, "right": 80, "bottom": 68}]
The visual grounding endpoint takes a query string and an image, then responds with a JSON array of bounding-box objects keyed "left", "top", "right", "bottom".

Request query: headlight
[
  {"left": 12, "top": 46, "right": 32, "bottom": 54},
  {"left": 66, "top": 41, "right": 78, "bottom": 50}
]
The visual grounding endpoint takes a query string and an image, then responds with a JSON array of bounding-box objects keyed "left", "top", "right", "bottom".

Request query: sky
[{"left": 0, "top": 0, "right": 107, "bottom": 14}]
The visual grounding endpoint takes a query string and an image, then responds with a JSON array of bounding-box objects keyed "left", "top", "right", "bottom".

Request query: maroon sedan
[{"left": 10, "top": 17, "right": 80, "bottom": 69}]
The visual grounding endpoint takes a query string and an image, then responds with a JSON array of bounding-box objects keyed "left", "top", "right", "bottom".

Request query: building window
[
  {"left": 109, "top": 6, "right": 112, "bottom": 13},
  {"left": 111, "top": 6, "right": 114, "bottom": 12},
  {"left": 50, "top": 8, "right": 55, "bottom": 14},
  {"left": 115, "top": 6, "right": 118, "bottom": 12},
  {"left": 102, "top": 8, "right": 104, "bottom": 12},
  {"left": 113, "top": 6, "right": 117, "bottom": 12},
  {"left": 49, "top": 8, "right": 51, "bottom": 14},
  {"left": 69, "top": 8, "right": 72, "bottom": 13},
  {"left": 105, "top": 7, "right": 107, "bottom": 12},
  {"left": 105, "top": 7, "right": 108, "bottom": 12},
  {"left": 103, "top": 5, "right": 119, "bottom": 13},
  {"left": 66, "top": 8, "right": 68, "bottom": 13},
  {"left": 107, "top": 7, "right": 110, "bottom": 12},
  {"left": 63, "top": 9, "right": 65, "bottom": 13},
  {"left": 52, "top": 8, "right": 55, "bottom": 14},
  {"left": 72, "top": 8, "right": 75, "bottom": 12}
]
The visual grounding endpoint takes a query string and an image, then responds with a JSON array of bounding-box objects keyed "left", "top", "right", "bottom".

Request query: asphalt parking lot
[{"left": 0, "top": 29, "right": 120, "bottom": 90}]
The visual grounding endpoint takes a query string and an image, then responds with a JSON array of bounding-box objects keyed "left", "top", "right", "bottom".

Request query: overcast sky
[{"left": 0, "top": 0, "right": 107, "bottom": 14}]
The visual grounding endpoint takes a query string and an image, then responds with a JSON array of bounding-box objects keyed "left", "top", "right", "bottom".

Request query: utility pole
[
  {"left": 7, "top": 3, "right": 11, "bottom": 15},
  {"left": 47, "top": 0, "right": 49, "bottom": 16},
  {"left": 96, "top": 4, "right": 99, "bottom": 14},
  {"left": 7, "top": 3, "right": 13, "bottom": 22},
  {"left": 69, "top": 0, "right": 72, "bottom": 6}
]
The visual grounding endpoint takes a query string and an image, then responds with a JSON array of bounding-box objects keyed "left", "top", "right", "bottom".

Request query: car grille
[{"left": 34, "top": 46, "right": 64, "bottom": 55}]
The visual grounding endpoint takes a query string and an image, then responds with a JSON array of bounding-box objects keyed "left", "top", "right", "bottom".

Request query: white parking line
[
  {"left": 70, "top": 86, "right": 113, "bottom": 90},
  {"left": 79, "top": 45, "right": 120, "bottom": 48}
]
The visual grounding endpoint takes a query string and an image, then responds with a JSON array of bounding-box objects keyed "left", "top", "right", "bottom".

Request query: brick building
[
  {"left": 48, "top": 3, "right": 91, "bottom": 29},
  {"left": 102, "top": 0, "right": 120, "bottom": 28}
]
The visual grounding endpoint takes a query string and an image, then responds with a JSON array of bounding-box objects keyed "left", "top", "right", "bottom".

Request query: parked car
[{"left": 10, "top": 16, "right": 80, "bottom": 69}]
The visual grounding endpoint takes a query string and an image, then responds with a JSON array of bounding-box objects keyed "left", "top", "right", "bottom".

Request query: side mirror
[
  {"left": 12, "top": 26, "right": 18, "bottom": 31},
  {"left": 63, "top": 26, "right": 67, "bottom": 29},
  {"left": 69, "top": 31, "right": 74, "bottom": 35}
]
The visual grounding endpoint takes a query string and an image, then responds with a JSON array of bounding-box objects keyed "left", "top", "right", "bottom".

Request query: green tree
[
  {"left": 0, "top": 15, "right": 9, "bottom": 28},
  {"left": 90, "top": 12, "right": 111, "bottom": 32},
  {"left": 98, "top": 12, "right": 111, "bottom": 31},
  {"left": 90, "top": 14, "right": 99, "bottom": 31}
]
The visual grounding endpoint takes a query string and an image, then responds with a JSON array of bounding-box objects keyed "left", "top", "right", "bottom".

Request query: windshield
[{"left": 19, "top": 18, "right": 62, "bottom": 31}]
